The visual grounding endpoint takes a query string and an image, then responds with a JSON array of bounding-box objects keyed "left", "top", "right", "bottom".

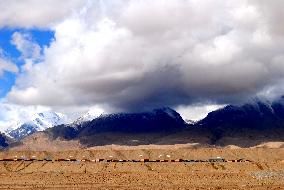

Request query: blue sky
[{"left": 0, "top": 29, "right": 54, "bottom": 98}]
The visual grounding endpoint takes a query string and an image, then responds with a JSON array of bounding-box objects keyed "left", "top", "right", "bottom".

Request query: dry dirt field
[{"left": 0, "top": 146, "right": 283, "bottom": 189}]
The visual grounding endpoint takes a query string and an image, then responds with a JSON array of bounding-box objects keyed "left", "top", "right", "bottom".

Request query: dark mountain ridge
[
  {"left": 199, "top": 97, "right": 284, "bottom": 129},
  {"left": 46, "top": 107, "right": 188, "bottom": 146},
  {"left": 196, "top": 97, "right": 284, "bottom": 146},
  {"left": 5, "top": 97, "right": 284, "bottom": 148}
]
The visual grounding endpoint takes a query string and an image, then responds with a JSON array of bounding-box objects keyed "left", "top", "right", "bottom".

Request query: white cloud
[
  {"left": 0, "top": 58, "right": 18, "bottom": 77},
  {"left": 1, "top": 0, "right": 284, "bottom": 114},
  {"left": 11, "top": 32, "right": 41, "bottom": 60},
  {"left": 0, "top": 49, "right": 18, "bottom": 77},
  {"left": 0, "top": 0, "right": 87, "bottom": 28},
  {"left": 176, "top": 104, "right": 225, "bottom": 121},
  {"left": 195, "top": 34, "right": 241, "bottom": 65}
]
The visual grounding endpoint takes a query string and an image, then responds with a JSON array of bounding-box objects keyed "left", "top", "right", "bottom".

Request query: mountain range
[
  {"left": 46, "top": 107, "right": 188, "bottom": 146},
  {"left": 1, "top": 97, "right": 284, "bottom": 149}
]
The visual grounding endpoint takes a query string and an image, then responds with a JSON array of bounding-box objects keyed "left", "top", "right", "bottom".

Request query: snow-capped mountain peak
[
  {"left": 4, "top": 111, "right": 66, "bottom": 140},
  {"left": 73, "top": 107, "right": 105, "bottom": 125},
  {"left": 31, "top": 111, "right": 66, "bottom": 130}
]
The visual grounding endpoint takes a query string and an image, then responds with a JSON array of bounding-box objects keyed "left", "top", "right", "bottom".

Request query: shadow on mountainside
[{"left": 43, "top": 126, "right": 284, "bottom": 148}]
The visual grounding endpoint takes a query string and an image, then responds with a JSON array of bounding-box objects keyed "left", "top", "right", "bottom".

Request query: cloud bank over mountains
[{"left": 1, "top": 0, "right": 284, "bottom": 120}]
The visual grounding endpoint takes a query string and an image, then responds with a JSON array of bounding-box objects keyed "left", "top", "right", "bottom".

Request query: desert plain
[{"left": 0, "top": 144, "right": 283, "bottom": 190}]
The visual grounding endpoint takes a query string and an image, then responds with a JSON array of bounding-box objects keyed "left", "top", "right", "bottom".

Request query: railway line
[{"left": 0, "top": 157, "right": 251, "bottom": 163}]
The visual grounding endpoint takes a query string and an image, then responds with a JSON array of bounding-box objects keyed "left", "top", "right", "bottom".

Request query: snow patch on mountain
[
  {"left": 4, "top": 111, "right": 67, "bottom": 140},
  {"left": 185, "top": 119, "right": 196, "bottom": 125}
]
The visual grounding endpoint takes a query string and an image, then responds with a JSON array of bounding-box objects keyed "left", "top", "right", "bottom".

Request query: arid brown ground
[{"left": 0, "top": 147, "right": 283, "bottom": 189}]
